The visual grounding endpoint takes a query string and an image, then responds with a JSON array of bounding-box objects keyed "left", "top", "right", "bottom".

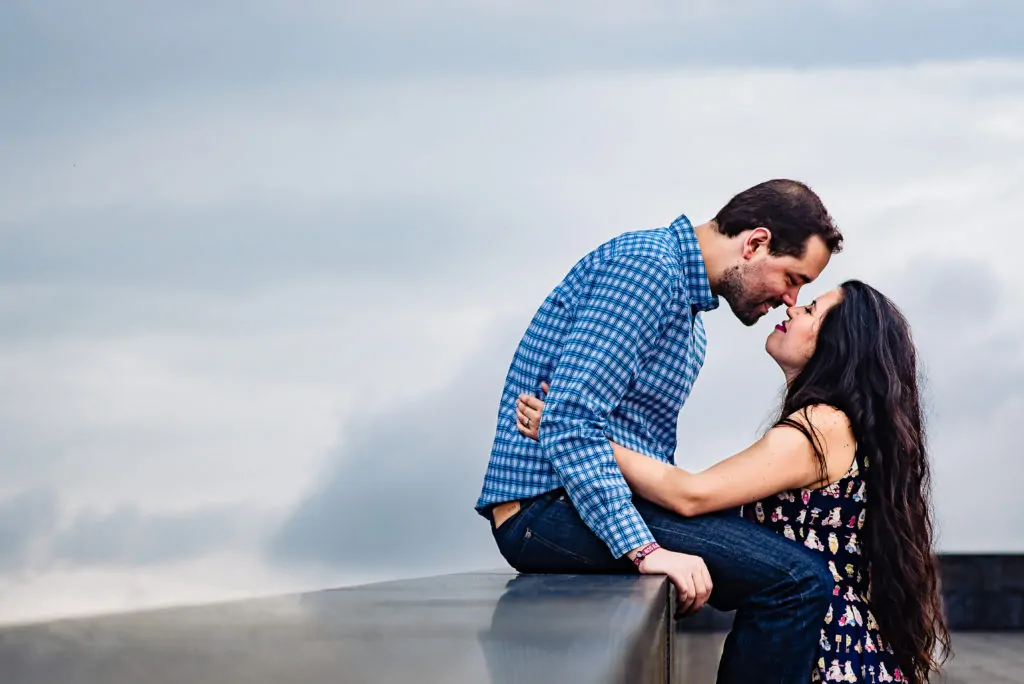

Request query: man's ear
[{"left": 743, "top": 227, "right": 772, "bottom": 260}]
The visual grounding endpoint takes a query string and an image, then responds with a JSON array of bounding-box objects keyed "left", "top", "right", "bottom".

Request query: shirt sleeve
[{"left": 538, "top": 254, "right": 682, "bottom": 558}]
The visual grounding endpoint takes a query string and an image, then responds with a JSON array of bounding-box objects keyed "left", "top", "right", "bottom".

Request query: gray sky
[{"left": 2, "top": 1, "right": 1023, "bottom": 623}]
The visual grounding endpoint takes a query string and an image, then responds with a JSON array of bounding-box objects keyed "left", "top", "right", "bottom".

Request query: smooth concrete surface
[{"left": 0, "top": 572, "right": 673, "bottom": 684}]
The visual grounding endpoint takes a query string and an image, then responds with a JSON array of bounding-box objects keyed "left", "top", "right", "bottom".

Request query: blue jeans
[{"left": 490, "top": 489, "right": 833, "bottom": 684}]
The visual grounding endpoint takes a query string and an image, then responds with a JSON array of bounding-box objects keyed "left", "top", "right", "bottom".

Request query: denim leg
[
  {"left": 491, "top": 493, "right": 831, "bottom": 683},
  {"left": 633, "top": 500, "right": 833, "bottom": 684},
  {"left": 492, "top": 490, "right": 634, "bottom": 574}
]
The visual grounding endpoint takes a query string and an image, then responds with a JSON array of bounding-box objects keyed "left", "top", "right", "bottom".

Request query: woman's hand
[{"left": 516, "top": 382, "right": 548, "bottom": 440}]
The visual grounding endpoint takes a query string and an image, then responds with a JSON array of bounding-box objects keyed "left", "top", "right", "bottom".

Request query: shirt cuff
[{"left": 592, "top": 504, "right": 657, "bottom": 559}]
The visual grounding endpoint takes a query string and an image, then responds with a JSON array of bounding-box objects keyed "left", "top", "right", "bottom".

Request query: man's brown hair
[{"left": 715, "top": 179, "right": 843, "bottom": 258}]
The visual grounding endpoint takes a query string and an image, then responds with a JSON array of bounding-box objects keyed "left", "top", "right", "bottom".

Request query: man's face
[{"left": 719, "top": 233, "right": 832, "bottom": 327}]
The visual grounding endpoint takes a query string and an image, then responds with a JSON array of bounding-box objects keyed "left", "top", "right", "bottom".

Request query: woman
[{"left": 515, "top": 280, "right": 949, "bottom": 684}]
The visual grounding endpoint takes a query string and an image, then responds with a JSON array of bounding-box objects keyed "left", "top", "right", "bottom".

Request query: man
[{"left": 475, "top": 179, "right": 844, "bottom": 683}]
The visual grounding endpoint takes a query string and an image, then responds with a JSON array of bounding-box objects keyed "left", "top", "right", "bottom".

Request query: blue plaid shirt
[{"left": 476, "top": 214, "right": 719, "bottom": 558}]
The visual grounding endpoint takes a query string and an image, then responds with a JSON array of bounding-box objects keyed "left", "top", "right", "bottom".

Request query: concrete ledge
[
  {"left": 3, "top": 555, "right": 1016, "bottom": 683},
  {"left": 0, "top": 572, "right": 674, "bottom": 684}
]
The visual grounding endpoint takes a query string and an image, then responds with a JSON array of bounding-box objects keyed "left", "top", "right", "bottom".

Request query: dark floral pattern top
[{"left": 744, "top": 452, "right": 907, "bottom": 683}]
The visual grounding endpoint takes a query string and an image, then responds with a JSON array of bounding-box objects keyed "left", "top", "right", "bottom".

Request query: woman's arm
[
  {"left": 516, "top": 387, "right": 851, "bottom": 516},
  {"left": 516, "top": 391, "right": 856, "bottom": 517},
  {"left": 612, "top": 406, "right": 856, "bottom": 516}
]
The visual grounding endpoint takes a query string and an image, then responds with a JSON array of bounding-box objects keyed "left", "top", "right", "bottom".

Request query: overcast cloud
[{"left": 1, "top": 0, "right": 1022, "bottom": 624}]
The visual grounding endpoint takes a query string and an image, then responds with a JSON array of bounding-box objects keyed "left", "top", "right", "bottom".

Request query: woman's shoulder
[
  {"left": 780, "top": 404, "right": 857, "bottom": 486},
  {"left": 782, "top": 404, "right": 856, "bottom": 449},
  {"left": 784, "top": 403, "right": 852, "bottom": 433}
]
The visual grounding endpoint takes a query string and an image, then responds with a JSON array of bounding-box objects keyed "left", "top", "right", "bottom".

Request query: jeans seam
[{"left": 524, "top": 529, "right": 596, "bottom": 567}]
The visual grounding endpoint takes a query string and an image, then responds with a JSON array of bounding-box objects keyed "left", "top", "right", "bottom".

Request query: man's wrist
[{"left": 628, "top": 542, "right": 661, "bottom": 570}]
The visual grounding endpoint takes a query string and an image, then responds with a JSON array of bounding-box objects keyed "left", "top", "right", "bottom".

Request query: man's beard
[{"left": 718, "top": 264, "right": 778, "bottom": 327}]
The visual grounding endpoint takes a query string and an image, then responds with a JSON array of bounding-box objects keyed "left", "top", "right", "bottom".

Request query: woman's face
[{"left": 766, "top": 287, "right": 844, "bottom": 377}]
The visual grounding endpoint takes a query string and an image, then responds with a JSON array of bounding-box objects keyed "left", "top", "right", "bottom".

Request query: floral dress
[{"left": 743, "top": 453, "right": 906, "bottom": 683}]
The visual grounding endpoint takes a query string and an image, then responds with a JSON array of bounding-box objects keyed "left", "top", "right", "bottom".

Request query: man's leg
[
  {"left": 633, "top": 499, "right": 833, "bottom": 684},
  {"left": 490, "top": 489, "right": 632, "bottom": 574},
  {"left": 491, "top": 493, "right": 831, "bottom": 684}
]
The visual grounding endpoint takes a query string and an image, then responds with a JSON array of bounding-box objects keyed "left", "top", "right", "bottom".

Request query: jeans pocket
[
  {"left": 492, "top": 497, "right": 544, "bottom": 569},
  {"left": 518, "top": 530, "right": 596, "bottom": 571},
  {"left": 514, "top": 494, "right": 613, "bottom": 572}
]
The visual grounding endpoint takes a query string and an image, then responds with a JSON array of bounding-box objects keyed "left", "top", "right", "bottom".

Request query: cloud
[
  {"left": 0, "top": 552, "right": 346, "bottom": 626},
  {"left": 266, "top": 269, "right": 1024, "bottom": 582},
  {"left": 6, "top": 61, "right": 1023, "bottom": 299},
  {"left": 267, "top": 322, "right": 525, "bottom": 572},
  {"left": 0, "top": 489, "right": 58, "bottom": 574},
  {"left": 4, "top": 0, "right": 1024, "bottom": 109},
  {"left": 881, "top": 260, "right": 1024, "bottom": 550},
  {"left": 1, "top": 200, "right": 494, "bottom": 289},
  {"left": 268, "top": 252, "right": 1024, "bottom": 576},
  {"left": 3, "top": 44, "right": 1024, "bottom": 622},
  {"left": 52, "top": 503, "right": 268, "bottom": 567},
  {"left": 895, "top": 259, "right": 1024, "bottom": 425},
  {"left": 0, "top": 488, "right": 271, "bottom": 576},
  {"left": 0, "top": 281, "right": 506, "bottom": 509},
  {"left": 6, "top": 61, "right": 1024, "bottom": 543}
]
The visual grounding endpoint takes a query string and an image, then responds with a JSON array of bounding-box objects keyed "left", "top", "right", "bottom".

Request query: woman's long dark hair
[{"left": 776, "top": 280, "right": 950, "bottom": 682}]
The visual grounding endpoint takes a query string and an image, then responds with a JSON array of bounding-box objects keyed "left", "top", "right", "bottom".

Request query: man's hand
[{"left": 631, "top": 547, "right": 713, "bottom": 615}]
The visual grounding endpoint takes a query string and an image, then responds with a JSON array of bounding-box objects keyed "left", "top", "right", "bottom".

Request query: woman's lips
[{"left": 775, "top": 323, "right": 786, "bottom": 333}]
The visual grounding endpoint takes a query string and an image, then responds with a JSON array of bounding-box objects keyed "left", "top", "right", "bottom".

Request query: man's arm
[{"left": 538, "top": 254, "right": 681, "bottom": 559}]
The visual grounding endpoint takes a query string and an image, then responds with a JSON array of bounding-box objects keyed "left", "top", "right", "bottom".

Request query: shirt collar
[{"left": 671, "top": 214, "right": 719, "bottom": 313}]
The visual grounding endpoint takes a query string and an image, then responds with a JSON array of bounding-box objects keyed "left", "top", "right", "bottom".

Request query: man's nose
[{"left": 782, "top": 290, "right": 798, "bottom": 308}]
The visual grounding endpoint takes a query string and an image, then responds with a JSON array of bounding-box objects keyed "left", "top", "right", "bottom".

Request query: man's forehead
[{"left": 789, "top": 238, "right": 832, "bottom": 281}]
